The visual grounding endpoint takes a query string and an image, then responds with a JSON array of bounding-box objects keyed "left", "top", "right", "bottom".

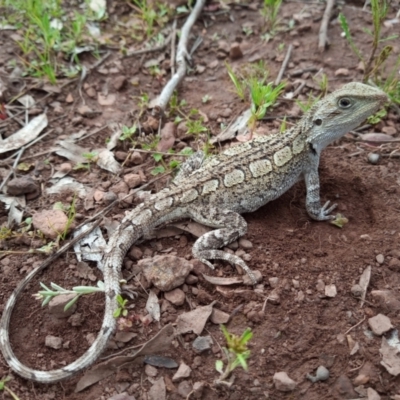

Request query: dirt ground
[{"left": 0, "top": 1, "right": 400, "bottom": 399}]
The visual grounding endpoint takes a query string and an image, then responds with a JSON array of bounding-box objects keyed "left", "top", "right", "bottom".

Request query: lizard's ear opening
[
  {"left": 338, "top": 97, "right": 352, "bottom": 109},
  {"left": 314, "top": 118, "right": 322, "bottom": 126}
]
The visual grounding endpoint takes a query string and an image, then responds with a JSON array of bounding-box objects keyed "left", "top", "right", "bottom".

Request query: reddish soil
[{"left": 0, "top": 1, "right": 400, "bottom": 399}]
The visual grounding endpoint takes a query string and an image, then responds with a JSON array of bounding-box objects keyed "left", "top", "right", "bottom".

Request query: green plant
[
  {"left": 202, "top": 94, "right": 212, "bottom": 104},
  {"left": 215, "top": 325, "right": 253, "bottom": 385},
  {"left": 113, "top": 294, "right": 128, "bottom": 318},
  {"left": 53, "top": 196, "right": 76, "bottom": 241},
  {"left": 0, "top": 377, "right": 20, "bottom": 400},
  {"left": 226, "top": 63, "right": 246, "bottom": 101},
  {"left": 295, "top": 92, "right": 320, "bottom": 112},
  {"left": 1, "top": 0, "right": 99, "bottom": 83},
  {"left": 120, "top": 124, "right": 138, "bottom": 142},
  {"left": 260, "top": 0, "right": 282, "bottom": 34},
  {"left": 339, "top": 0, "right": 397, "bottom": 82},
  {"left": 35, "top": 281, "right": 105, "bottom": 311}
]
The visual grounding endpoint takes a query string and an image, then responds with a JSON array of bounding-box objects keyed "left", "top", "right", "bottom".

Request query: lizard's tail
[{"left": 0, "top": 222, "right": 143, "bottom": 383}]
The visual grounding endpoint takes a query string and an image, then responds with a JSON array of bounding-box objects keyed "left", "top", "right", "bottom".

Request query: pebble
[
  {"left": 185, "top": 274, "right": 198, "bottom": 285},
  {"left": 140, "top": 255, "right": 193, "bottom": 291},
  {"left": 192, "top": 336, "right": 213, "bottom": 353},
  {"left": 210, "top": 308, "right": 230, "bottom": 324},
  {"left": 333, "top": 375, "right": 358, "bottom": 399},
  {"left": 306, "top": 366, "right": 330, "bottom": 383},
  {"left": 110, "top": 181, "right": 129, "bottom": 195},
  {"left": 68, "top": 313, "right": 83, "bottom": 327},
  {"left": 219, "top": 108, "right": 232, "bottom": 118},
  {"left": 48, "top": 293, "right": 77, "bottom": 318},
  {"left": 316, "top": 279, "right": 325, "bottom": 292},
  {"left": 334, "top": 68, "right": 350, "bottom": 76},
  {"left": 269, "top": 277, "right": 279, "bottom": 288},
  {"left": 368, "top": 153, "right": 380, "bottom": 164},
  {"left": 367, "top": 387, "right": 381, "bottom": 400},
  {"left": 32, "top": 209, "right": 70, "bottom": 240},
  {"left": 130, "top": 151, "right": 143, "bottom": 165},
  {"left": 123, "top": 173, "right": 142, "bottom": 189},
  {"left": 371, "top": 290, "right": 400, "bottom": 311},
  {"left": 111, "top": 75, "right": 126, "bottom": 91},
  {"left": 229, "top": 42, "right": 243, "bottom": 60},
  {"left": 351, "top": 284, "right": 363, "bottom": 297},
  {"left": 172, "top": 362, "right": 192, "bottom": 381},
  {"left": 292, "top": 279, "right": 300, "bottom": 289},
  {"left": 45, "top": 335, "right": 62, "bottom": 349},
  {"left": 381, "top": 126, "right": 396, "bottom": 135},
  {"left": 217, "top": 40, "right": 230, "bottom": 53},
  {"left": 145, "top": 364, "right": 158, "bottom": 377},
  {"left": 376, "top": 254, "right": 384, "bottom": 264},
  {"left": 103, "top": 191, "right": 118, "bottom": 205},
  {"left": 7, "top": 176, "right": 38, "bottom": 196},
  {"left": 388, "top": 258, "right": 400, "bottom": 271},
  {"left": 177, "top": 381, "right": 192, "bottom": 398},
  {"left": 164, "top": 288, "right": 185, "bottom": 306},
  {"left": 273, "top": 371, "right": 297, "bottom": 392},
  {"left": 368, "top": 313, "right": 393, "bottom": 335},
  {"left": 239, "top": 238, "right": 253, "bottom": 249},
  {"left": 325, "top": 284, "right": 337, "bottom": 297}
]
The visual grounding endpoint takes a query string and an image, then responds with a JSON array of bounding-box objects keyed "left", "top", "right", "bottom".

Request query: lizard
[{"left": 0, "top": 82, "right": 388, "bottom": 383}]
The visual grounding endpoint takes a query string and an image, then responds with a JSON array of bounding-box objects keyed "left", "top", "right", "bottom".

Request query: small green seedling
[
  {"left": 215, "top": 325, "right": 253, "bottom": 385},
  {"left": 120, "top": 124, "right": 137, "bottom": 142},
  {"left": 35, "top": 281, "right": 105, "bottom": 311},
  {"left": 113, "top": 294, "right": 128, "bottom": 318},
  {"left": 260, "top": 0, "right": 282, "bottom": 34},
  {"left": 0, "top": 376, "right": 20, "bottom": 400}
]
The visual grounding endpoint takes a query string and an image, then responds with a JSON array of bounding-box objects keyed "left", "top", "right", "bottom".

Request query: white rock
[
  {"left": 45, "top": 335, "right": 62, "bottom": 349},
  {"left": 172, "top": 362, "right": 192, "bottom": 381},
  {"left": 273, "top": 371, "right": 297, "bottom": 392},
  {"left": 368, "top": 314, "right": 393, "bottom": 335},
  {"left": 325, "top": 284, "right": 337, "bottom": 297},
  {"left": 367, "top": 387, "right": 381, "bottom": 400}
]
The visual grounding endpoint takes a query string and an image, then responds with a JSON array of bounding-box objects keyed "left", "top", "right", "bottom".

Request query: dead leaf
[
  {"left": 202, "top": 274, "right": 243, "bottom": 286},
  {"left": 175, "top": 302, "right": 215, "bottom": 335},
  {"left": 380, "top": 337, "right": 400, "bottom": 376},
  {"left": 146, "top": 290, "right": 160, "bottom": 321},
  {"left": 0, "top": 113, "right": 48, "bottom": 154},
  {"left": 96, "top": 149, "right": 121, "bottom": 174},
  {"left": 360, "top": 133, "right": 395, "bottom": 143},
  {"left": 359, "top": 265, "right": 371, "bottom": 307},
  {"left": 75, "top": 324, "right": 174, "bottom": 392}
]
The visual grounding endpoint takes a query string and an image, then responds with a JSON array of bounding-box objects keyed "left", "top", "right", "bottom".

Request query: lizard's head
[{"left": 304, "top": 82, "right": 388, "bottom": 152}]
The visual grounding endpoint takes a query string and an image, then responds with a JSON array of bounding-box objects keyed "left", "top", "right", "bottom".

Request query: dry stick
[
  {"left": 0, "top": 147, "right": 24, "bottom": 192},
  {"left": 275, "top": 44, "right": 293, "bottom": 86},
  {"left": 153, "top": 0, "right": 206, "bottom": 112},
  {"left": 318, "top": 0, "right": 336, "bottom": 51},
  {"left": 170, "top": 18, "right": 177, "bottom": 76},
  {"left": 124, "top": 33, "right": 173, "bottom": 58}
]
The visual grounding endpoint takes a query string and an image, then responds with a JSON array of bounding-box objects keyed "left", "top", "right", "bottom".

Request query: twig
[
  {"left": 344, "top": 316, "right": 366, "bottom": 335},
  {"left": 318, "top": 0, "right": 336, "bottom": 51},
  {"left": 0, "top": 147, "right": 24, "bottom": 192},
  {"left": 275, "top": 44, "right": 293, "bottom": 86},
  {"left": 170, "top": 19, "right": 177, "bottom": 76},
  {"left": 292, "top": 80, "right": 306, "bottom": 97},
  {"left": 152, "top": 0, "right": 206, "bottom": 112}
]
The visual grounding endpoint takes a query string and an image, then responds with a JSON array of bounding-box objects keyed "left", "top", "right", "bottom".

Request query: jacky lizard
[{"left": 0, "top": 82, "right": 388, "bottom": 382}]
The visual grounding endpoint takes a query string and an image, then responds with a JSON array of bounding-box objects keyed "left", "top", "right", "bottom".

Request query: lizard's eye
[
  {"left": 338, "top": 97, "right": 352, "bottom": 108},
  {"left": 314, "top": 118, "right": 322, "bottom": 126}
]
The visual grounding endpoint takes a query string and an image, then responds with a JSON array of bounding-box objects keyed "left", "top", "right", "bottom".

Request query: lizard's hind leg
[{"left": 189, "top": 207, "right": 257, "bottom": 284}]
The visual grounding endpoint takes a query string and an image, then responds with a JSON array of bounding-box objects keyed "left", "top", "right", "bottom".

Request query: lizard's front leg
[
  {"left": 304, "top": 168, "right": 337, "bottom": 220},
  {"left": 189, "top": 206, "right": 257, "bottom": 284}
]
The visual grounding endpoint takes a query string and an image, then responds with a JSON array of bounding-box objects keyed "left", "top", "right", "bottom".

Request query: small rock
[
  {"left": 334, "top": 68, "right": 350, "bottom": 76},
  {"left": 93, "top": 189, "right": 104, "bottom": 203},
  {"left": 368, "top": 313, "right": 393, "bottom": 335},
  {"left": 103, "top": 191, "right": 118, "bottom": 205},
  {"left": 292, "top": 279, "right": 300, "bottom": 289},
  {"left": 66, "top": 93, "right": 74, "bottom": 103},
  {"left": 381, "top": 126, "right": 396, "bottom": 135},
  {"left": 45, "top": 335, "right": 62, "bottom": 349},
  {"left": 115, "top": 151, "right": 128, "bottom": 162},
  {"left": 239, "top": 238, "right": 253, "bottom": 249},
  {"left": 172, "top": 362, "right": 192, "bottom": 381},
  {"left": 268, "top": 288, "right": 281, "bottom": 305},
  {"left": 192, "top": 336, "right": 213, "bottom": 353},
  {"left": 367, "top": 387, "right": 381, "bottom": 400},
  {"left": 316, "top": 279, "right": 325, "bottom": 292},
  {"left": 123, "top": 173, "right": 142, "bottom": 189},
  {"left": 325, "top": 284, "right": 337, "bottom": 297},
  {"left": 110, "top": 181, "right": 129, "bottom": 195},
  {"left": 185, "top": 274, "right": 198, "bottom": 285},
  {"left": 177, "top": 380, "right": 192, "bottom": 398},
  {"left": 32, "top": 209, "right": 70, "bottom": 240},
  {"left": 7, "top": 176, "right": 38, "bottom": 196},
  {"left": 388, "top": 258, "right": 400, "bottom": 271},
  {"left": 145, "top": 364, "right": 158, "bottom": 377},
  {"left": 128, "top": 246, "right": 143, "bottom": 260},
  {"left": 368, "top": 153, "right": 380, "bottom": 165},
  {"left": 306, "top": 366, "right": 330, "bottom": 383},
  {"left": 217, "top": 40, "right": 230, "bottom": 53},
  {"left": 68, "top": 312, "right": 83, "bottom": 327},
  {"left": 112, "top": 75, "right": 126, "bottom": 91},
  {"left": 269, "top": 277, "right": 279, "bottom": 288},
  {"left": 333, "top": 375, "right": 358, "bottom": 399},
  {"left": 219, "top": 108, "right": 232, "bottom": 118},
  {"left": 351, "top": 284, "right": 364, "bottom": 297},
  {"left": 48, "top": 293, "right": 77, "bottom": 318},
  {"left": 85, "top": 87, "right": 96, "bottom": 98},
  {"left": 229, "top": 42, "right": 243, "bottom": 60},
  {"left": 148, "top": 377, "right": 166, "bottom": 400},
  {"left": 176, "top": 121, "right": 188, "bottom": 138},
  {"left": 140, "top": 255, "right": 193, "bottom": 291},
  {"left": 371, "top": 290, "right": 400, "bottom": 311},
  {"left": 210, "top": 308, "right": 230, "bottom": 324},
  {"left": 131, "top": 151, "right": 143, "bottom": 165},
  {"left": 273, "top": 371, "right": 297, "bottom": 392},
  {"left": 59, "top": 163, "right": 72, "bottom": 173},
  {"left": 164, "top": 288, "right": 185, "bottom": 306},
  {"left": 142, "top": 115, "right": 159, "bottom": 132},
  {"left": 376, "top": 254, "right": 384, "bottom": 264}
]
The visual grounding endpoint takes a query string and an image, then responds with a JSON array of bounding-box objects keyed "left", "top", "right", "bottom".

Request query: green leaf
[
  {"left": 150, "top": 166, "right": 165, "bottom": 176},
  {"left": 152, "top": 153, "right": 163, "bottom": 162},
  {"left": 215, "top": 360, "right": 224, "bottom": 373},
  {"left": 64, "top": 294, "right": 80, "bottom": 311}
]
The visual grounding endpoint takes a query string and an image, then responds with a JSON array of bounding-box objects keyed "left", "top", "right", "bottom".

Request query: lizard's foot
[{"left": 319, "top": 200, "right": 337, "bottom": 220}]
